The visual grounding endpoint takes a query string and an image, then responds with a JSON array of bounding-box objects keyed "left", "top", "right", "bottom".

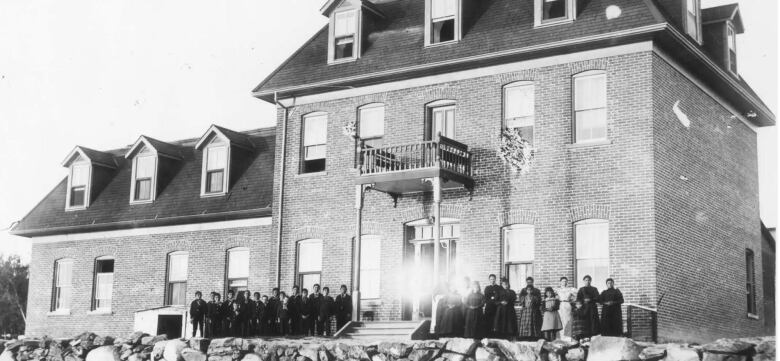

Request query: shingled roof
[
  {"left": 12, "top": 127, "right": 276, "bottom": 237},
  {"left": 702, "top": 3, "right": 743, "bottom": 33}
]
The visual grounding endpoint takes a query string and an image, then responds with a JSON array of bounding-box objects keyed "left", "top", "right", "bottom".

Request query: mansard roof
[{"left": 12, "top": 127, "right": 276, "bottom": 237}]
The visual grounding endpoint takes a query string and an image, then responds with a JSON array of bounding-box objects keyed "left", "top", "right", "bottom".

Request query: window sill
[
  {"left": 200, "top": 192, "right": 228, "bottom": 198},
  {"left": 130, "top": 199, "right": 154, "bottom": 205},
  {"left": 425, "top": 40, "right": 460, "bottom": 48},
  {"left": 296, "top": 171, "right": 328, "bottom": 178},
  {"left": 87, "top": 309, "right": 113, "bottom": 316},
  {"left": 566, "top": 139, "right": 613, "bottom": 149},
  {"left": 329, "top": 57, "right": 358, "bottom": 65},
  {"left": 65, "top": 206, "right": 87, "bottom": 212},
  {"left": 47, "top": 309, "right": 71, "bottom": 316},
  {"left": 534, "top": 18, "right": 574, "bottom": 29},
  {"left": 747, "top": 313, "right": 759, "bottom": 320}
]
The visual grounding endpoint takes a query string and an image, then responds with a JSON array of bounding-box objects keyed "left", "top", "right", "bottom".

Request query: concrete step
[
  {"left": 354, "top": 321, "right": 419, "bottom": 329},
  {"left": 350, "top": 328, "right": 412, "bottom": 335}
]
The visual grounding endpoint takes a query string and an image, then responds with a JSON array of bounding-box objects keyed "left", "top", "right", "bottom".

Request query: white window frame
[
  {"left": 425, "top": 0, "right": 461, "bottom": 46},
  {"left": 726, "top": 22, "right": 738, "bottom": 75},
  {"left": 427, "top": 100, "right": 457, "bottom": 140},
  {"left": 92, "top": 256, "right": 114, "bottom": 313},
  {"left": 52, "top": 258, "right": 74, "bottom": 313},
  {"left": 66, "top": 160, "right": 91, "bottom": 211},
  {"left": 165, "top": 251, "right": 188, "bottom": 306},
  {"left": 297, "top": 239, "right": 323, "bottom": 292},
  {"left": 502, "top": 224, "right": 535, "bottom": 286},
  {"left": 301, "top": 112, "right": 328, "bottom": 174},
  {"left": 684, "top": 0, "right": 701, "bottom": 44},
  {"left": 200, "top": 137, "right": 230, "bottom": 197},
  {"left": 573, "top": 70, "right": 608, "bottom": 144},
  {"left": 574, "top": 219, "right": 610, "bottom": 289},
  {"left": 358, "top": 103, "right": 385, "bottom": 145},
  {"left": 359, "top": 235, "right": 381, "bottom": 300},
  {"left": 226, "top": 247, "right": 250, "bottom": 295},
  {"left": 534, "top": 0, "right": 576, "bottom": 28},
  {"left": 129, "top": 148, "right": 158, "bottom": 204},
  {"left": 503, "top": 81, "right": 535, "bottom": 145},
  {"left": 329, "top": 9, "right": 360, "bottom": 63}
]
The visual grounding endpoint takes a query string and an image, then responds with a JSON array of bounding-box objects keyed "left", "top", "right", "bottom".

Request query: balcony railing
[{"left": 358, "top": 135, "right": 472, "bottom": 177}]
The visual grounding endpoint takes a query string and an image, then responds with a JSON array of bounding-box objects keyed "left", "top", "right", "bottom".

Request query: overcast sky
[{"left": 0, "top": 0, "right": 776, "bottom": 263}]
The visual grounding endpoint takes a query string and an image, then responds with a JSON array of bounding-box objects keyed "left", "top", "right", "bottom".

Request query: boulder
[
  {"left": 440, "top": 353, "right": 465, "bottom": 361},
  {"left": 474, "top": 348, "right": 506, "bottom": 361},
  {"left": 297, "top": 346, "right": 318, "bottom": 361},
  {"left": 542, "top": 340, "right": 578, "bottom": 355},
  {"left": 152, "top": 342, "right": 169, "bottom": 361},
  {"left": 347, "top": 346, "right": 369, "bottom": 361},
  {"left": 241, "top": 355, "right": 263, "bottom": 361},
  {"left": 85, "top": 347, "right": 120, "bottom": 361},
  {"left": 408, "top": 349, "right": 440, "bottom": 361},
  {"left": 665, "top": 346, "right": 700, "bottom": 361},
  {"left": 163, "top": 340, "right": 187, "bottom": 361},
  {"left": 285, "top": 348, "right": 299, "bottom": 358},
  {"left": 93, "top": 338, "right": 115, "bottom": 347},
  {"left": 128, "top": 333, "right": 148, "bottom": 346},
  {"left": 481, "top": 340, "right": 540, "bottom": 361},
  {"left": 702, "top": 354, "right": 747, "bottom": 361},
  {"left": 702, "top": 340, "right": 754, "bottom": 355},
  {"left": 754, "top": 339, "right": 775, "bottom": 361},
  {"left": 371, "top": 355, "right": 387, "bottom": 361},
  {"left": 564, "top": 348, "right": 585, "bottom": 361},
  {"left": 377, "top": 343, "right": 412, "bottom": 359},
  {"left": 638, "top": 346, "right": 666, "bottom": 361},
  {"left": 188, "top": 340, "right": 210, "bottom": 354},
  {"left": 441, "top": 340, "right": 478, "bottom": 356},
  {"left": 318, "top": 350, "right": 333, "bottom": 361},
  {"left": 588, "top": 337, "right": 645, "bottom": 361},
  {"left": 73, "top": 334, "right": 100, "bottom": 352},
  {"left": 413, "top": 343, "right": 445, "bottom": 351},
  {"left": 180, "top": 350, "right": 207, "bottom": 361},
  {"left": 0, "top": 350, "right": 14, "bottom": 361}
]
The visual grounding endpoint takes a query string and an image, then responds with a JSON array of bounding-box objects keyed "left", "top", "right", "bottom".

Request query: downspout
[{"left": 274, "top": 92, "right": 290, "bottom": 289}]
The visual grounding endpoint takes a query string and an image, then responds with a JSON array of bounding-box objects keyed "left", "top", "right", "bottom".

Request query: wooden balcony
[{"left": 356, "top": 135, "right": 474, "bottom": 194}]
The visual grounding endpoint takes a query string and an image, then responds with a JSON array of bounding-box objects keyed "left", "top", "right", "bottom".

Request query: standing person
[
  {"left": 190, "top": 291, "right": 207, "bottom": 338},
  {"left": 231, "top": 291, "right": 246, "bottom": 337},
  {"left": 571, "top": 300, "right": 587, "bottom": 341},
  {"left": 317, "top": 287, "right": 335, "bottom": 336},
  {"left": 277, "top": 292, "right": 290, "bottom": 336},
  {"left": 517, "top": 277, "right": 543, "bottom": 341},
  {"left": 483, "top": 274, "right": 501, "bottom": 337},
  {"left": 299, "top": 288, "right": 315, "bottom": 336},
  {"left": 598, "top": 278, "right": 624, "bottom": 337},
  {"left": 243, "top": 291, "right": 256, "bottom": 337},
  {"left": 214, "top": 293, "right": 226, "bottom": 337},
  {"left": 463, "top": 281, "right": 485, "bottom": 339},
  {"left": 575, "top": 275, "right": 601, "bottom": 340},
  {"left": 492, "top": 277, "right": 517, "bottom": 339},
  {"left": 289, "top": 286, "right": 301, "bottom": 335},
  {"left": 335, "top": 285, "right": 352, "bottom": 331},
  {"left": 438, "top": 283, "right": 465, "bottom": 337},
  {"left": 553, "top": 277, "right": 578, "bottom": 340},
  {"left": 260, "top": 295, "right": 271, "bottom": 335},
  {"left": 540, "top": 287, "right": 562, "bottom": 341},
  {"left": 252, "top": 292, "right": 264, "bottom": 336},
  {"left": 433, "top": 280, "right": 449, "bottom": 335},
  {"left": 267, "top": 288, "right": 281, "bottom": 335},
  {"left": 205, "top": 292, "right": 219, "bottom": 338},
  {"left": 222, "top": 291, "right": 236, "bottom": 336}
]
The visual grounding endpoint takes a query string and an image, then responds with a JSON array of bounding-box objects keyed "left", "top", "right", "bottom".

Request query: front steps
[{"left": 335, "top": 320, "right": 429, "bottom": 340}]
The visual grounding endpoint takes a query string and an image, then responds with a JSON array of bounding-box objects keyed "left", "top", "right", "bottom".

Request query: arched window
[
  {"left": 574, "top": 219, "right": 609, "bottom": 289},
  {"left": 92, "top": 256, "right": 114, "bottom": 311},
  {"left": 359, "top": 235, "right": 381, "bottom": 299},
  {"left": 503, "top": 81, "right": 535, "bottom": 145},
  {"left": 297, "top": 239, "right": 323, "bottom": 292},
  {"left": 166, "top": 251, "right": 188, "bottom": 306},
  {"left": 573, "top": 70, "right": 607, "bottom": 144},
  {"left": 227, "top": 247, "right": 250, "bottom": 295},
  {"left": 52, "top": 258, "right": 74, "bottom": 312},
  {"left": 502, "top": 224, "right": 534, "bottom": 286}
]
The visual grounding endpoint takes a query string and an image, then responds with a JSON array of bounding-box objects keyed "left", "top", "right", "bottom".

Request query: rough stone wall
[
  {"left": 271, "top": 52, "right": 657, "bottom": 324},
  {"left": 652, "top": 53, "right": 764, "bottom": 342},
  {"left": 26, "top": 224, "right": 274, "bottom": 338}
]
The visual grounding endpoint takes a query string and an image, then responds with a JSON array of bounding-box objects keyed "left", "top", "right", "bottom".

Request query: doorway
[{"left": 157, "top": 314, "right": 182, "bottom": 339}]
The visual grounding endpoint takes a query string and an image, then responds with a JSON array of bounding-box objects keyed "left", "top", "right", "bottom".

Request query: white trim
[
  {"left": 683, "top": 0, "right": 702, "bottom": 44},
  {"left": 29, "top": 217, "right": 272, "bottom": 244},
  {"left": 200, "top": 143, "right": 230, "bottom": 197},
  {"left": 329, "top": 8, "right": 361, "bottom": 64},
  {"left": 725, "top": 21, "right": 738, "bottom": 77},
  {"left": 130, "top": 153, "right": 158, "bottom": 204},
  {"left": 534, "top": 0, "right": 576, "bottom": 28},
  {"left": 279, "top": 42, "right": 653, "bottom": 107},
  {"left": 65, "top": 161, "right": 91, "bottom": 211},
  {"left": 652, "top": 45, "right": 757, "bottom": 133},
  {"left": 425, "top": 0, "right": 462, "bottom": 46}
]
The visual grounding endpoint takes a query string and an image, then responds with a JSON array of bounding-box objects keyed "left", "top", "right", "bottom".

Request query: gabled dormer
[
  {"left": 124, "top": 136, "right": 184, "bottom": 204},
  {"left": 194, "top": 125, "right": 255, "bottom": 197},
  {"left": 61, "top": 146, "right": 118, "bottom": 210},
  {"left": 702, "top": 3, "right": 744, "bottom": 77},
  {"left": 321, "top": 0, "right": 386, "bottom": 63}
]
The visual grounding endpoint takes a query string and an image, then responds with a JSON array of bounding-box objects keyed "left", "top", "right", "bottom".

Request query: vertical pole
[
  {"left": 412, "top": 243, "right": 421, "bottom": 321},
  {"left": 352, "top": 184, "right": 363, "bottom": 322},
  {"left": 432, "top": 176, "right": 442, "bottom": 316}
]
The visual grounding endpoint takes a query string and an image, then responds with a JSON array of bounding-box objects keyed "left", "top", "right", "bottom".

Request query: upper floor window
[
  {"left": 359, "top": 104, "right": 385, "bottom": 148},
  {"left": 166, "top": 251, "right": 188, "bottom": 306},
  {"left": 297, "top": 239, "right": 323, "bottom": 292},
  {"left": 131, "top": 148, "right": 156, "bottom": 203},
  {"left": 746, "top": 249, "right": 757, "bottom": 315},
  {"left": 92, "top": 257, "right": 114, "bottom": 312},
  {"left": 69, "top": 160, "right": 90, "bottom": 209},
  {"left": 535, "top": 0, "right": 575, "bottom": 27},
  {"left": 52, "top": 258, "right": 73, "bottom": 312},
  {"left": 302, "top": 113, "right": 328, "bottom": 173},
  {"left": 204, "top": 140, "right": 228, "bottom": 195},
  {"left": 503, "top": 224, "right": 534, "bottom": 286},
  {"left": 727, "top": 23, "right": 737, "bottom": 74},
  {"left": 360, "top": 235, "right": 381, "bottom": 299},
  {"left": 195, "top": 125, "right": 255, "bottom": 197},
  {"left": 427, "top": 100, "right": 456, "bottom": 140},
  {"left": 427, "top": 0, "right": 459, "bottom": 45},
  {"left": 685, "top": 0, "right": 701, "bottom": 43},
  {"left": 227, "top": 247, "right": 250, "bottom": 295},
  {"left": 573, "top": 70, "right": 607, "bottom": 143},
  {"left": 334, "top": 10, "right": 357, "bottom": 61},
  {"left": 575, "top": 219, "right": 609, "bottom": 289},
  {"left": 504, "top": 82, "right": 535, "bottom": 145}
]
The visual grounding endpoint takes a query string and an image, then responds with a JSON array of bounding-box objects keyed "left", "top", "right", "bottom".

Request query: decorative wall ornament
[
  {"left": 497, "top": 127, "right": 535, "bottom": 174},
  {"left": 342, "top": 118, "right": 357, "bottom": 139}
]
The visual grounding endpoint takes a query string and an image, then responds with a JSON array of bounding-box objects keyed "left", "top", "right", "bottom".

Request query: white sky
[{"left": 0, "top": 0, "right": 776, "bottom": 263}]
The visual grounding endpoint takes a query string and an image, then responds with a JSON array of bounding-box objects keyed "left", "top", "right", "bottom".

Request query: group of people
[
  {"left": 434, "top": 274, "right": 624, "bottom": 341},
  {"left": 188, "top": 284, "right": 353, "bottom": 338}
]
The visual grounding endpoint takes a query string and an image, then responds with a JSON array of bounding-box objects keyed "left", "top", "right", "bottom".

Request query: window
[
  {"left": 503, "top": 225, "right": 534, "bottom": 286},
  {"left": 685, "top": 0, "right": 700, "bottom": 42},
  {"left": 227, "top": 248, "right": 250, "bottom": 295},
  {"left": 166, "top": 252, "right": 188, "bottom": 306},
  {"left": 535, "top": 0, "right": 574, "bottom": 26},
  {"left": 360, "top": 235, "right": 381, "bottom": 299},
  {"left": 504, "top": 82, "right": 535, "bottom": 145},
  {"left": 52, "top": 259, "right": 73, "bottom": 312},
  {"left": 205, "top": 143, "right": 227, "bottom": 194},
  {"left": 334, "top": 10, "right": 357, "bottom": 60},
  {"left": 746, "top": 249, "right": 757, "bottom": 315},
  {"left": 92, "top": 257, "right": 114, "bottom": 311},
  {"left": 69, "top": 162, "right": 89, "bottom": 208},
  {"left": 573, "top": 71, "right": 607, "bottom": 143},
  {"left": 727, "top": 24, "right": 737, "bottom": 74},
  {"left": 302, "top": 113, "right": 328, "bottom": 173},
  {"left": 358, "top": 104, "right": 385, "bottom": 148},
  {"left": 430, "top": 104, "right": 456, "bottom": 139},
  {"left": 297, "top": 239, "right": 323, "bottom": 292},
  {"left": 429, "top": 0, "right": 457, "bottom": 44},
  {"left": 132, "top": 150, "right": 156, "bottom": 202},
  {"left": 575, "top": 220, "right": 609, "bottom": 289}
]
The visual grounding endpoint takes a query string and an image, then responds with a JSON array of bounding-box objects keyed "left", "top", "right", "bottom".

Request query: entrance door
[{"left": 402, "top": 222, "right": 459, "bottom": 320}]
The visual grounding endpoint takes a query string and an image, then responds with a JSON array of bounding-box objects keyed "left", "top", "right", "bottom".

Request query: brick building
[{"left": 13, "top": 0, "right": 775, "bottom": 343}]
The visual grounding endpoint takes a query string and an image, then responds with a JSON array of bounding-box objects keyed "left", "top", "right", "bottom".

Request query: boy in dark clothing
[
  {"left": 252, "top": 292, "right": 264, "bottom": 336},
  {"left": 278, "top": 293, "right": 291, "bottom": 336},
  {"left": 190, "top": 291, "right": 207, "bottom": 338},
  {"left": 335, "top": 285, "right": 352, "bottom": 331},
  {"left": 267, "top": 288, "right": 281, "bottom": 335},
  {"left": 242, "top": 290, "right": 256, "bottom": 337},
  {"left": 221, "top": 291, "right": 236, "bottom": 336},
  {"left": 205, "top": 292, "right": 219, "bottom": 338},
  {"left": 317, "top": 287, "right": 335, "bottom": 336},
  {"left": 299, "top": 288, "right": 314, "bottom": 336},
  {"left": 289, "top": 286, "right": 301, "bottom": 335}
]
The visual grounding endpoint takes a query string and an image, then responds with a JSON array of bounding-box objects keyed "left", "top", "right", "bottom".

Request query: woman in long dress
[
  {"left": 575, "top": 275, "right": 600, "bottom": 340},
  {"left": 598, "top": 278, "right": 624, "bottom": 336},
  {"left": 553, "top": 276, "right": 578, "bottom": 340},
  {"left": 463, "top": 281, "right": 485, "bottom": 339},
  {"left": 540, "top": 287, "right": 562, "bottom": 341},
  {"left": 492, "top": 277, "right": 517, "bottom": 339},
  {"left": 517, "top": 277, "right": 543, "bottom": 341},
  {"left": 438, "top": 284, "right": 465, "bottom": 337}
]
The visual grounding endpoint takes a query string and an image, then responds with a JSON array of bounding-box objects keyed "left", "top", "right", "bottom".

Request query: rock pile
[{"left": 0, "top": 334, "right": 773, "bottom": 361}]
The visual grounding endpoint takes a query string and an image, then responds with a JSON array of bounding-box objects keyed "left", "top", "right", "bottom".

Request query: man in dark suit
[
  {"left": 289, "top": 285, "right": 301, "bottom": 335},
  {"left": 267, "top": 288, "right": 281, "bottom": 335},
  {"left": 483, "top": 274, "right": 502, "bottom": 337},
  {"left": 299, "top": 288, "right": 314, "bottom": 336},
  {"left": 252, "top": 292, "right": 264, "bottom": 336},
  {"left": 189, "top": 291, "right": 207, "bottom": 338},
  {"left": 221, "top": 290, "right": 236, "bottom": 336},
  {"left": 205, "top": 292, "right": 219, "bottom": 338},
  {"left": 334, "top": 285, "right": 352, "bottom": 331},
  {"left": 317, "top": 286, "right": 335, "bottom": 336}
]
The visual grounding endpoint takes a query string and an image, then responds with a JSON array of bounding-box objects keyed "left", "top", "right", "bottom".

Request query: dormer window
[
  {"left": 62, "top": 146, "right": 117, "bottom": 211},
  {"left": 534, "top": 0, "right": 575, "bottom": 27},
  {"left": 131, "top": 148, "right": 156, "bottom": 202},
  {"left": 685, "top": 0, "right": 701, "bottom": 43},
  {"left": 194, "top": 125, "right": 254, "bottom": 197},
  {"left": 727, "top": 23, "right": 737, "bottom": 74},
  {"left": 334, "top": 10, "right": 357, "bottom": 60},
  {"left": 427, "top": 0, "right": 458, "bottom": 45},
  {"left": 69, "top": 160, "right": 89, "bottom": 208},
  {"left": 205, "top": 140, "right": 228, "bottom": 194}
]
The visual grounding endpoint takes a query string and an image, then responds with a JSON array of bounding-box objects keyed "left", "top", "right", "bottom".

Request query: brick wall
[
  {"left": 652, "top": 53, "right": 764, "bottom": 342},
  {"left": 271, "top": 52, "right": 658, "bottom": 325},
  {"left": 26, "top": 223, "right": 274, "bottom": 338}
]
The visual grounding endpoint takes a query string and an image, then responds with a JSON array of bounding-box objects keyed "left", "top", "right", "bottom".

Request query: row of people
[
  {"left": 189, "top": 284, "right": 353, "bottom": 338},
  {"left": 434, "top": 274, "right": 624, "bottom": 341}
]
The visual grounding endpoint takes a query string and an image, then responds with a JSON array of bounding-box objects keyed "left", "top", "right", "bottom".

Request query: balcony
[{"left": 356, "top": 135, "right": 474, "bottom": 194}]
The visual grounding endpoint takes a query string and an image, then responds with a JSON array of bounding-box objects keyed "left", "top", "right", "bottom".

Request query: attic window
[
  {"left": 131, "top": 147, "right": 156, "bottom": 203},
  {"left": 727, "top": 23, "right": 737, "bottom": 74},
  {"left": 535, "top": 0, "right": 574, "bottom": 27},
  {"left": 69, "top": 161, "right": 89, "bottom": 208},
  {"left": 685, "top": 0, "right": 701, "bottom": 42},
  {"left": 334, "top": 10, "right": 357, "bottom": 60},
  {"left": 430, "top": 0, "right": 457, "bottom": 44},
  {"left": 543, "top": 0, "right": 566, "bottom": 20},
  {"left": 204, "top": 140, "right": 228, "bottom": 195}
]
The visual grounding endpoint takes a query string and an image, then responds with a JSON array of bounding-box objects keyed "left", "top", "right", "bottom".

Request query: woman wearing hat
[
  {"left": 598, "top": 278, "right": 624, "bottom": 336},
  {"left": 574, "top": 275, "right": 600, "bottom": 340}
]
